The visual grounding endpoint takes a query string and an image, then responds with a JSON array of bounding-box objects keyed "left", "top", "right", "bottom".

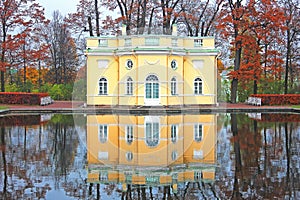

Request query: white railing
[
  {"left": 246, "top": 97, "right": 262, "bottom": 106},
  {"left": 40, "top": 96, "right": 54, "bottom": 106}
]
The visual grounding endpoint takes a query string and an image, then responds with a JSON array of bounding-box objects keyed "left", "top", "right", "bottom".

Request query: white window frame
[
  {"left": 98, "top": 125, "right": 108, "bottom": 143},
  {"left": 126, "top": 152, "right": 133, "bottom": 161},
  {"left": 194, "top": 124, "right": 203, "bottom": 142},
  {"left": 194, "top": 39, "right": 203, "bottom": 47},
  {"left": 194, "top": 78, "right": 202, "bottom": 95},
  {"left": 99, "top": 77, "right": 108, "bottom": 95},
  {"left": 144, "top": 116, "right": 160, "bottom": 147},
  {"left": 126, "top": 77, "right": 133, "bottom": 95},
  {"left": 126, "top": 125, "right": 134, "bottom": 144},
  {"left": 171, "top": 124, "right": 178, "bottom": 143},
  {"left": 145, "top": 74, "right": 160, "bottom": 105},
  {"left": 171, "top": 150, "right": 178, "bottom": 161},
  {"left": 171, "top": 77, "right": 177, "bottom": 95}
]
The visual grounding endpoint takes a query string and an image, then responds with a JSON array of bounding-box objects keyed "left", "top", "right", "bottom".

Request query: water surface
[{"left": 0, "top": 113, "right": 299, "bottom": 199}]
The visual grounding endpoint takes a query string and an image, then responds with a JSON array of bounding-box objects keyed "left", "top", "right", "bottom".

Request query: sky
[{"left": 37, "top": 0, "right": 78, "bottom": 18}]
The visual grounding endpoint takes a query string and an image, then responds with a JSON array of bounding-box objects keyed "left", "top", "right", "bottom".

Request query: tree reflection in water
[{"left": 0, "top": 113, "right": 299, "bottom": 199}]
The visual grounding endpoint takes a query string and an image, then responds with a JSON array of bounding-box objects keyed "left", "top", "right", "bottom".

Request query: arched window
[
  {"left": 194, "top": 171, "right": 202, "bottom": 181},
  {"left": 194, "top": 124, "right": 203, "bottom": 142},
  {"left": 126, "top": 125, "right": 133, "bottom": 145},
  {"left": 171, "top": 151, "right": 178, "bottom": 161},
  {"left": 145, "top": 75, "right": 159, "bottom": 99},
  {"left": 171, "top": 124, "right": 178, "bottom": 143},
  {"left": 99, "top": 125, "right": 108, "bottom": 143},
  {"left": 99, "top": 77, "right": 108, "bottom": 95},
  {"left": 171, "top": 77, "right": 177, "bottom": 95},
  {"left": 126, "top": 152, "right": 133, "bottom": 161},
  {"left": 194, "top": 78, "right": 202, "bottom": 95},
  {"left": 145, "top": 122, "right": 159, "bottom": 147},
  {"left": 126, "top": 77, "right": 133, "bottom": 95},
  {"left": 144, "top": 116, "right": 160, "bottom": 147}
]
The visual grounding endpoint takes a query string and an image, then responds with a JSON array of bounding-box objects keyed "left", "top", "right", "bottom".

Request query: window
[
  {"left": 171, "top": 77, "right": 177, "bottom": 95},
  {"left": 126, "top": 125, "right": 133, "bottom": 144},
  {"left": 99, "top": 172, "right": 108, "bottom": 181},
  {"left": 126, "top": 59, "right": 133, "bottom": 69},
  {"left": 194, "top": 39, "right": 203, "bottom": 47},
  {"left": 194, "top": 124, "right": 203, "bottom": 142},
  {"left": 145, "top": 75, "right": 159, "bottom": 99},
  {"left": 126, "top": 77, "right": 133, "bottom": 95},
  {"left": 194, "top": 78, "right": 202, "bottom": 95},
  {"left": 194, "top": 171, "right": 202, "bottom": 181},
  {"left": 145, "top": 37, "right": 159, "bottom": 46},
  {"left": 171, "top": 124, "right": 178, "bottom": 143},
  {"left": 98, "top": 39, "right": 108, "bottom": 47},
  {"left": 171, "top": 60, "right": 177, "bottom": 70},
  {"left": 99, "top": 125, "right": 108, "bottom": 143},
  {"left": 171, "top": 151, "right": 178, "bottom": 161},
  {"left": 145, "top": 122, "right": 159, "bottom": 147},
  {"left": 99, "top": 78, "right": 108, "bottom": 95},
  {"left": 126, "top": 152, "right": 133, "bottom": 161}
]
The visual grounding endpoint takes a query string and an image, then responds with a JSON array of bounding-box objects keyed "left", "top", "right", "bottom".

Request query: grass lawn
[
  {"left": 292, "top": 105, "right": 300, "bottom": 108},
  {"left": 0, "top": 106, "right": 8, "bottom": 110}
]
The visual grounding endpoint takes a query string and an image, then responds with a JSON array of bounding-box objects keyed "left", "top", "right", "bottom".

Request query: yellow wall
[
  {"left": 87, "top": 114, "right": 216, "bottom": 165},
  {"left": 86, "top": 114, "right": 217, "bottom": 186},
  {"left": 86, "top": 35, "right": 218, "bottom": 106}
]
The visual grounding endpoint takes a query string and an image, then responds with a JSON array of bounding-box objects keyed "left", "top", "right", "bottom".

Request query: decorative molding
[
  {"left": 97, "top": 59, "right": 109, "bottom": 68},
  {"left": 144, "top": 59, "right": 160, "bottom": 65}
]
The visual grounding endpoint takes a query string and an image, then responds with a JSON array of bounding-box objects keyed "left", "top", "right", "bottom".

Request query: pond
[{"left": 0, "top": 113, "right": 299, "bottom": 199}]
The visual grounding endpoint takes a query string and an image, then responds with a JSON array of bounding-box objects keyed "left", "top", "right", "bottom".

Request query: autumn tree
[
  {"left": 0, "top": 0, "right": 47, "bottom": 92},
  {"left": 218, "top": 0, "right": 247, "bottom": 103},
  {"left": 218, "top": 0, "right": 288, "bottom": 102},
  {"left": 280, "top": 0, "right": 300, "bottom": 94},
  {"left": 181, "top": 0, "right": 224, "bottom": 36},
  {"left": 42, "top": 11, "right": 79, "bottom": 84}
]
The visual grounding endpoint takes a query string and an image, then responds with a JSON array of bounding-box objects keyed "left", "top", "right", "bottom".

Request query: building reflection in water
[{"left": 86, "top": 114, "right": 217, "bottom": 194}]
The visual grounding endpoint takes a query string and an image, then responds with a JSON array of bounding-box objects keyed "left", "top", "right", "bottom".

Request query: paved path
[{"left": 1, "top": 101, "right": 298, "bottom": 114}]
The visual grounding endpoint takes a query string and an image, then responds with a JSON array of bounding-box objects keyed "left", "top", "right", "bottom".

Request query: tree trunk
[
  {"left": 23, "top": 44, "right": 27, "bottom": 86},
  {"left": 1, "top": 51, "right": 5, "bottom": 92},
  {"left": 253, "top": 80, "right": 257, "bottom": 94},
  {"left": 231, "top": 39, "right": 242, "bottom": 103},
  {"left": 1, "top": 71, "right": 4, "bottom": 92},
  {"left": 148, "top": 8, "right": 155, "bottom": 34},
  {"left": 1, "top": 126, "right": 7, "bottom": 196},
  {"left": 95, "top": 0, "right": 100, "bottom": 36},
  {"left": 284, "top": 29, "right": 290, "bottom": 94},
  {"left": 87, "top": 16, "right": 94, "bottom": 37}
]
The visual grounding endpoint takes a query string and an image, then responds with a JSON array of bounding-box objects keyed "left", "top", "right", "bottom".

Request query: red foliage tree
[
  {"left": 218, "top": 0, "right": 286, "bottom": 102},
  {"left": 0, "top": 0, "right": 47, "bottom": 92}
]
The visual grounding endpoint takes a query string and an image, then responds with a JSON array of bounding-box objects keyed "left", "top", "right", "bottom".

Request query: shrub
[
  {"left": 250, "top": 94, "right": 300, "bottom": 105},
  {"left": 72, "top": 79, "right": 86, "bottom": 101},
  {"left": 48, "top": 84, "right": 73, "bottom": 100},
  {"left": 0, "top": 92, "right": 49, "bottom": 105}
]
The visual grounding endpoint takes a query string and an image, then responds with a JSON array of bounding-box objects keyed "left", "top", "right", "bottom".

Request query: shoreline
[{"left": 0, "top": 101, "right": 299, "bottom": 115}]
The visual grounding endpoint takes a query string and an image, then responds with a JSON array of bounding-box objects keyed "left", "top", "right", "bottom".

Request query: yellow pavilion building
[
  {"left": 86, "top": 25, "right": 219, "bottom": 106},
  {"left": 86, "top": 114, "right": 217, "bottom": 192}
]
